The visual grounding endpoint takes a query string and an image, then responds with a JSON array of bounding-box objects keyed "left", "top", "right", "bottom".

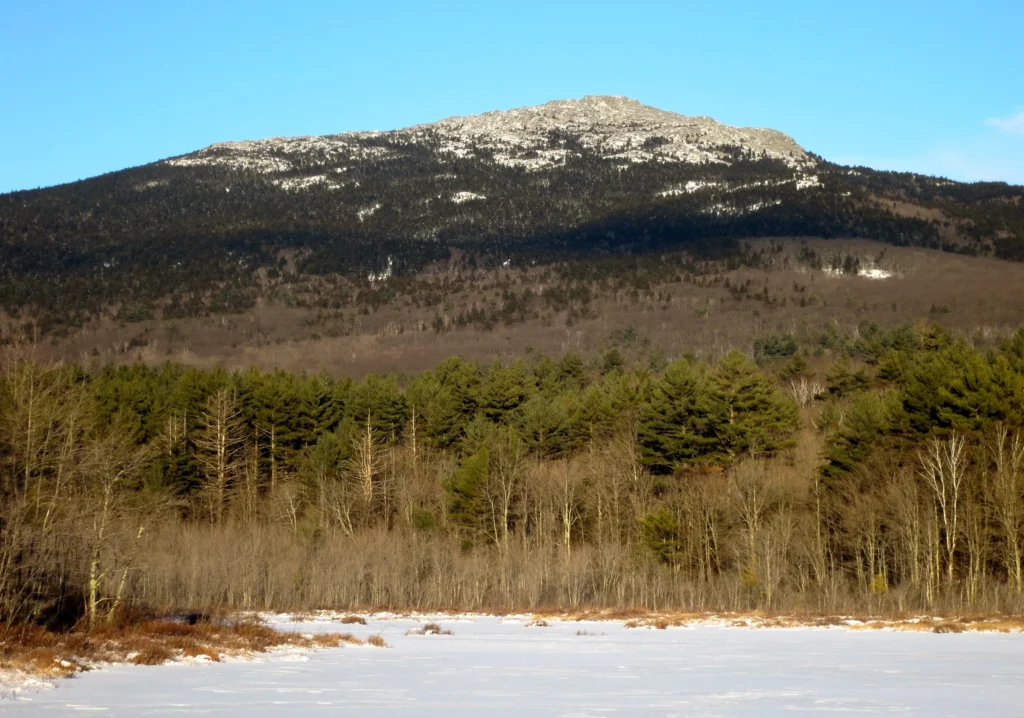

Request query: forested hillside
[
  {"left": 1, "top": 97, "right": 1022, "bottom": 337},
  {"left": 4, "top": 321, "right": 1024, "bottom": 626}
]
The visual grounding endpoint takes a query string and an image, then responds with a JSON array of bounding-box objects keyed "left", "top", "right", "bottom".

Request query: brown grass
[
  {"left": 338, "top": 615, "right": 368, "bottom": 625},
  {"left": 529, "top": 610, "right": 1024, "bottom": 633},
  {"left": 365, "top": 634, "right": 389, "bottom": 647},
  {"left": 406, "top": 622, "right": 453, "bottom": 636},
  {"left": 0, "top": 615, "right": 385, "bottom": 680}
]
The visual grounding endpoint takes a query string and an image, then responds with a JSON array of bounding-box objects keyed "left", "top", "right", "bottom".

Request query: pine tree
[
  {"left": 781, "top": 350, "right": 808, "bottom": 381},
  {"left": 640, "top": 507, "right": 682, "bottom": 565},
  {"left": 421, "top": 358, "right": 480, "bottom": 449},
  {"left": 479, "top": 359, "right": 532, "bottom": 423},
  {"left": 638, "top": 358, "right": 718, "bottom": 472},
  {"left": 520, "top": 393, "right": 574, "bottom": 457},
  {"left": 556, "top": 353, "right": 585, "bottom": 388},
  {"left": 822, "top": 390, "right": 900, "bottom": 481},
  {"left": 569, "top": 384, "right": 616, "bottom": 451},
  {"left": 710, "top": 350, "right": 799, "bottom": 459},
  {"left": 443, "top": 448, "right": 490, "bottom": 537},
  {"left": 346, "top": 374, "right": 408, "bottom": 444}
]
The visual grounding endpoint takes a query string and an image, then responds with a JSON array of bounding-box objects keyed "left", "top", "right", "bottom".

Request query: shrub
[{"left": 407, "top": 622, "right": 453, "bottom": 636}]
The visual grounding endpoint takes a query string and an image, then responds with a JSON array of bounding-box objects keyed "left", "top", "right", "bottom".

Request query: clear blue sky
[{"left": 2, "top": 0, "right": 1022, "bottom": 193}]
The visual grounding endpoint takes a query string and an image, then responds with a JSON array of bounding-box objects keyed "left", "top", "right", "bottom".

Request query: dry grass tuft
[
  {"left": 338, "top": 615, "right": 367, "bottom": 625},
  {"left": 130, "top": 644, "right": 175, "bottom": 666},
  {"left": 366, "top": 634, "right": 389, "bottom": 648},
  {"left": 406, "top": 622, "right": 453, "bottom": 636}
]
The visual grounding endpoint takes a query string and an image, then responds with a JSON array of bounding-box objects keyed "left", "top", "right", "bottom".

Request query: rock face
[
  {"left": 422, "top": 95, "right": 813, "bottom": 170},
  {"left": 166, "top": 95, "right": 814, "bottom": 176}
]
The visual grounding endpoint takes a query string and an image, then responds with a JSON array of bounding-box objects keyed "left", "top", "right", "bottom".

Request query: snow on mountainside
[{"left": 165, "top": 96, "right": 816, "bottom": 178}]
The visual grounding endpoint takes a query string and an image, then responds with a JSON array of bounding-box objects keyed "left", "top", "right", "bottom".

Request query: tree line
[{"left": 3, "top": 322, "right": 1024, "bottom": 628}]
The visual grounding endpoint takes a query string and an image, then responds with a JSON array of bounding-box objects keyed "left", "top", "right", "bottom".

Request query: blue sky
[{"left": 1, "top": 0, "right": 1022, "bottom": 193}]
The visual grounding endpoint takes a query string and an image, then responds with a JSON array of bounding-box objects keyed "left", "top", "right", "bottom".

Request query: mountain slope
[{"left": 1, "top": 96, "right": 1022, "bottom": 331}]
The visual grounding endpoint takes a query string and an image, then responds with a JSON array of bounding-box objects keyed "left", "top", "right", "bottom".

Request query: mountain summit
[
  {"left": 424, "top": 95, "right": 812, "bottom": 168},
  {"left": 167, "top": 96, "right": 813, "bottom": 178}
]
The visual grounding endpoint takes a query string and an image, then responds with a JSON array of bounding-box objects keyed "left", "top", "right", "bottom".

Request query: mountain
[{"left": 1, "top": 95, "right": 1022, "bottom": 333}]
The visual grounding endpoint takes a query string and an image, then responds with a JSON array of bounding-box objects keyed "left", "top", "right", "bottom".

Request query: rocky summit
[{"left": 167, "top": 96, "right": 815, "bottom": 178}]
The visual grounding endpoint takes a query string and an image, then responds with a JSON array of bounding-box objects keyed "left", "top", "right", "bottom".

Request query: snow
[
  {"left": 657, "top": 180, "right": 724, "bottom": 197},
  {"left": 134, "top": 179, "right": 169, "bottom": 191},
  {"left": 272, "top": 175, "right": 341, "bottom": 191},
  {"left": 823, "top": 267, "right": 895, "bottom": 280},
  {"left": 367, "top": 256, "right": 393, "bottom": 283},
  {"left": 6, "top": 614, "right": 1023, "bottom": 716},
  {"left": 795, "top": 174, "right": 821, "bottom": 190},
  {"left": 451, "top": 191, "right": 486, "bottom": 203},
  {"left": 657, "top": 174, "right": 818, "bottom": 199},
  {"left": 357, "top": 203, "right": 381, "bottom": 221},
  {"left": 703, "top": 199, "right": 783, "bottom": 216}
]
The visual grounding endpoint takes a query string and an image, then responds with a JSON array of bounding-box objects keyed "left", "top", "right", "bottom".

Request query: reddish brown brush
[{"left": 0, "top": 614, "right": 384, "bottom": 679}]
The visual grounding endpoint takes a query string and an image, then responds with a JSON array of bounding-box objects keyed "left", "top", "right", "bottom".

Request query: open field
[
  {"left": 7, "top": 613, "right": 1024, "bottom": 715},
  {"left": 31, "top": 237, "right": 1024, "bottom": 376}
]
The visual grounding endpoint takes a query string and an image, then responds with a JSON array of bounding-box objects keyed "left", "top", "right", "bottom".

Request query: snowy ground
[{"left": 6, "top": 613, "right": 1024, "bottom": 716}]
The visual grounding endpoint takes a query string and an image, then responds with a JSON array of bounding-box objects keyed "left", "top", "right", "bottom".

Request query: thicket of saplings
[{"left": 4, "top": 320, "right": 1024, "bottom": 633}]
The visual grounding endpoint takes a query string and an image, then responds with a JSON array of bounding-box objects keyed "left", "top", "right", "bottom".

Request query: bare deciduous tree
[
  {"left": 918, "top": 432, "right": 969, "bottom": 587},
  {"left": 987, "top": 426, "right": 1024, "bottom": 595},
  {"left": 194, "top": 389, "right": 246, "bottom": 522}
]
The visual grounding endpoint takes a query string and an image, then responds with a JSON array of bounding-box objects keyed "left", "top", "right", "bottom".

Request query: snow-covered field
[{"left": 6, "top": 614, "right": 1024, "bottom": 716}]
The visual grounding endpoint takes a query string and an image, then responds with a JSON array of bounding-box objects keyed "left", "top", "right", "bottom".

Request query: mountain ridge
[
  {"left": 0, "top": 96, "right": 1022, "bottom": 335},
  {"left": 166, "top": 95, "right": 814, "bottom": 176}
]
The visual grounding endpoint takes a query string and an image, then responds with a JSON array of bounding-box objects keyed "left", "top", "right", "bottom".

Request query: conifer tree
[
  {"left": 520, "top": 393, "right": 574, "bottom": 457},
  {"left": 569, "top": 384, "right": 616, "bottom": 450},
  {"left": 556, "top": 353, "right": 585, "bottom": 388},
  {"left": 479, "top": 359, "right": 532, "bottom": 423},
  {"left": 346, "top": 375, "right": 408, "bottom": 444},
  {"left": 422, "top": 358, "right": 480, "bottom": 448},
  {"left": 443, "top": 448, "right": 490, "bottom": 537},
  {"left": 710, "top": 350, "right": 799, "bottom": 459},
  {"left": 638, "top": 358, "right": 718, "bottom": 472}
]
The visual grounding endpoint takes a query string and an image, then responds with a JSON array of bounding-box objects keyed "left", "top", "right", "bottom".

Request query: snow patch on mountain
[
  {"left": 451, "top": 191, "right": 486, "bottom": 203},
  {"left": 357, "top": 203, "right": 381, "bottom": 221},
  {"left": 273, "top": 175, "right": 341, "bottom": 191},
  {"left": 657, "top": 174, "right": 821, "bottom": 199},
  {"left": 703, "top": 199, "right": 783, "bottom": 216},
  {"left": 658, "top": 180, "right": 725, "bottom": 196}
]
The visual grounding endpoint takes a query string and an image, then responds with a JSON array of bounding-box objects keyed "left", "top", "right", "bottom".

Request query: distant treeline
[{"left": 3, "top": 321, "right": 1024, "bottom": 628}]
